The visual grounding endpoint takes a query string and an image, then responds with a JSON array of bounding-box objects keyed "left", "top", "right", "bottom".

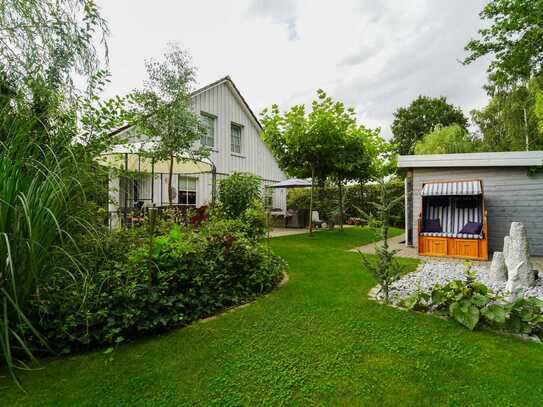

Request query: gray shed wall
[{"left": 411, "top": 167, "right": 543, "bottom": 256}]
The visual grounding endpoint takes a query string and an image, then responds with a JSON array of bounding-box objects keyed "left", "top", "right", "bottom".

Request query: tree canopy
[
  {"left": 414, "top": 124, "right": 479, "bottom": 155},
  {"left": 132, "top": 44, "right": 208, "bottom": 204},
  {"left": 463, "top": 0, "right": 543, "bottom": 87},
  {"left": 0, "top": 0, "right": 109, "bottom": 96},
  {"left": 261, "top": 89, "right": 380, "bottom": 232},
  {"left": 471, "top": 83, "right": 543, "bottom": 151},
  {"left": 261, "top": 89, "right": 364, "bottom": 181},
  {"left": 391, "top": 96, "right": 468, "bottom": 155}
]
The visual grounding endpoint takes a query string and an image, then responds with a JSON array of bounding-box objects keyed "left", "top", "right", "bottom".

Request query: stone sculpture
[
  {"left": 497, "top": 222, "right": 535, "bottom": 299},
  {"left": 489, "top": 251, "right": 507, "bottom": 282}
]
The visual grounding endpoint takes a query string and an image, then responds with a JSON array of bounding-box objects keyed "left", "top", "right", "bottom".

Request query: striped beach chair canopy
[{"left": 422, "top": 180, "right": 482, "bottom": 197}]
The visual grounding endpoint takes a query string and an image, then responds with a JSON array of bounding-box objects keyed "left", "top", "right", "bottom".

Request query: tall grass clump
[{"left": 0, "top": 118, "right": 91, "bottom": 386}]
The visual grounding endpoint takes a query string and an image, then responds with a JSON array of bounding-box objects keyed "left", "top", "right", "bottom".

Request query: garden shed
[{"left": 398, "top": 151, "right": 543, "bottom": 258}]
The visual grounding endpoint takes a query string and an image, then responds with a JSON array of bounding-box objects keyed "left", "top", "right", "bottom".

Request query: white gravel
[{"left": 379, "top": 261, "right": 543, "bottom": 305}]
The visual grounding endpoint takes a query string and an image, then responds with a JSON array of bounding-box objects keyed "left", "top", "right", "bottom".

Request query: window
[
  {"left": 231, "top": 123, "right": 242, "bottom": 154},
  {"left": 264, "top": 188, "right": 273, "bottom": 209},
  {"left": 178, "top": 176, "right": 197, "bottom": 207},
  {"left": 200, "top": 114, "right": 215, "bottom": 147}
]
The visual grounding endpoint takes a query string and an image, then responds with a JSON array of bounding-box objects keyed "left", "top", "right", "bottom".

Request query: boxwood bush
[{"left": 24, "top": 219, "right": 285, "bottom": 354}]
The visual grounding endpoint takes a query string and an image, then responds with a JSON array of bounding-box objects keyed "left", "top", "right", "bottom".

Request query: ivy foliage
[{"left": 23, "top": 219, "right": 285, "bottom": 355}]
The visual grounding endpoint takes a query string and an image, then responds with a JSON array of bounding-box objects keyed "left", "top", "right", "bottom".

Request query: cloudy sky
[{"left": 98, "top": 0, "right": 491, "bottom": 138}]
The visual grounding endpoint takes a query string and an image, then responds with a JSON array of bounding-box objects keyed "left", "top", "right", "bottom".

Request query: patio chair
[{"left": 312, "top": 211, "right": 324, "bottom": 229}]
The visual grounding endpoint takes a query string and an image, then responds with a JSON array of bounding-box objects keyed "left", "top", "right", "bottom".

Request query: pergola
[
  {"left": 97, "top": 142, "right": 216, "bottom": 228},
  {"left": 267, "top": 177, "right": 315, "bottom": 235}
]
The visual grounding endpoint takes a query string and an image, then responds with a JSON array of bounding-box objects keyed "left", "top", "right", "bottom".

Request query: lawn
[{"left": 3, "top": 227, "right": 543, "bottom": 405}]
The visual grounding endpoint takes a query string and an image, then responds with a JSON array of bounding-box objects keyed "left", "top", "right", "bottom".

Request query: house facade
[
  {"left": 398, "top": 151, "right": 543, "bottom": 257},
  {"left": 107, "top": 76, "right": 287, "bottom": 226}
]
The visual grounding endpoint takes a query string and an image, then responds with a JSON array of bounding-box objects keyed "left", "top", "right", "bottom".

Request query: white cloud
[{"left": 97, "top": 0, "right": 491, "bottom": 139}]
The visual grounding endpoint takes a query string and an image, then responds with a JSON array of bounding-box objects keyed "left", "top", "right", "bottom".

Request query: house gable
[
  {"left": 191, "top": 77, "right": 286, "bottom": 182},
  {"left": 110, "top": 76, "right": 286, "bottom": 183}
]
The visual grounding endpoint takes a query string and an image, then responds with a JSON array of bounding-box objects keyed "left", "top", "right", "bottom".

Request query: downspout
[
  {"left": 405, "top": 170, "right": 414, "bottom": 247},
  {"left": 151, "top": 158, "right": 155, "bottom": 206},
  {"left": 309, "top": 165, "right": 315, "bottom": 236},
  {"left": 123, "top": 153, "right": 128, "bottom": 226}
]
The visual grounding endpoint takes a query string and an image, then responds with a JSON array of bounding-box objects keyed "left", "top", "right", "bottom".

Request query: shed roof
[{"left": 397, "top": 151, "right": 543, "bottom": 168}]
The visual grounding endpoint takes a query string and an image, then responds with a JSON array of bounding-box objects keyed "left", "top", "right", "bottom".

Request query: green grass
[{"left": 3, "top": 227, "right": 543, "bottom": 405}]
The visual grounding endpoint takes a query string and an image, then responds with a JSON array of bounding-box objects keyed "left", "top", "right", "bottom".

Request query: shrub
[
  {"left": 23, "top": 219, "right": 285, "bottom": 354},
  {"left": 359, "top": 179, "right": 404, "bottom": 303},
  {"left": 215, "top": 172, "right": 267, "bottom": 239},
  {"left": 218, "top": 172, "right": 262, "bottom": 218}
]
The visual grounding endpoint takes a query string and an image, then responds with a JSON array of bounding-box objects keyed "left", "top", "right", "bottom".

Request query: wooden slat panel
[{"left": 412, "top": 167, "right": 543, "bottom": 255}]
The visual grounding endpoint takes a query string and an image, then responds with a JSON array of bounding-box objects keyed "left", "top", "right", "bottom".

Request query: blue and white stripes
[
  {"left": 423, "top": 196, "right": 483, "bottom": 240},
  {"left": 422, "top": 180, "right": 482, "bottom": 197}
]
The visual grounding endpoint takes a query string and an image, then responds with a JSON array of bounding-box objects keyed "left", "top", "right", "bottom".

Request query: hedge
[{"left": 287, "top": 180, "right": 405, "bottom": 227}]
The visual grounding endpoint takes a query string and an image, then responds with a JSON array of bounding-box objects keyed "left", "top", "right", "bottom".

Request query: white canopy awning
[
  {"left": 422, "top": 180, "right": 482, "bottom": 196},
  {"left": 268, "top": 178, "right": 312, "bottom": 189},
  {"left": 96, "top": 142, "right": 214, "bottom": 174}
]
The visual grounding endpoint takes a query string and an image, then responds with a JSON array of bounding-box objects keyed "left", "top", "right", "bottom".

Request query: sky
[{"left": 97, "top": 0, "right": 491, "bottom": 139}]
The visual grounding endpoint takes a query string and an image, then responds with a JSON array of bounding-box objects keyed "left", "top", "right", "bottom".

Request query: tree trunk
[
  {"left": 309, "top": 165, "right": 314, "bottom": 236},
  {"left": 523, "top": 106, "right": 529, "bottom": 151},
  {"left": 359, "top": 180, "right": 364, "bottom": 209},
  {"left": 168, "top": 153, "right": 174, "bottom": 205},
  {"left": 338, "top": 180, "right": 344, "bottom": 232}
]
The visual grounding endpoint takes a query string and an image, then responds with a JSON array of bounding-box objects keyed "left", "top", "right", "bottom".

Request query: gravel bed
[{"left": 378, "top": 261, "right": 543, "bottom": 305}]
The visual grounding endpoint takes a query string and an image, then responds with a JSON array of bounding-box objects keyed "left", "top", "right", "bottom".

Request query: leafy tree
[
  {"left": 261, "top": 90, "right": 359, "bottom": 234},
  {"left": 261, "top": 90, "right": 354, "bottom": 179},
  {"left": 0, "top": 0, "right": 108, "bottom": 97},
  {"left": 414, "top": 124, "right": 479, "bottom": 154},
  {"left": 79, "top": 70, "right": 137, "bottom": 153},
  {"left": 331, "top": 127, "right": 373, "bottom": 231},
  {"left": 530, "top": 74, "right": 543, "bottom": 134},
  {"left": 132, "top": 44, "right": 208, "bottom": 205},
  {"left": 358, "top": 179, "right": 404, "bottom": 303},
  {"left": 463, "top": 0, "right": 543, "bottom": 87},
  {"left": 391, "top": 96, "right": 468, "bottom": 155},
  {"left": 471, "top": 84, "right": 543, "bottom": 151}
]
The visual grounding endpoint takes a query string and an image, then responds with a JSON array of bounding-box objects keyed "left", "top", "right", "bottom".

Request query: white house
[{"left": 106, "top": 76, "right": 287, "bottom": 227}]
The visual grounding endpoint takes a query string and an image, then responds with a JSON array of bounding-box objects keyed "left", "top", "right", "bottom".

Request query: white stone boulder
[
  {"left": 506, "top": 261, "right": 528, "bottom": 301},
  {"left": 489, "top": 251, "right": 507, "bottom": 282},
  {"left": 503, "top": 222, "right": 535, "bottom": 299},
  {"left": 503, "top": 236, "right": 512, "bottom": 272}
]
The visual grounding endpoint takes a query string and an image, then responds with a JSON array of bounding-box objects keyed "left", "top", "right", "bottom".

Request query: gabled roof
[
  {"left": 190, "top": 75, "right": 263, "bottom": 131},
  {"left": 109, "top": 75, "right": 263, "bottom": 137},
  {"left": 398, "top": 151, "right": 543, "bottom": 168}
]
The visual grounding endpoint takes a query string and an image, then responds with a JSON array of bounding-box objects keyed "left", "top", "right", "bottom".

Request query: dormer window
[{"left": 200, "top": 113, "right": 215, "bottom": 147}]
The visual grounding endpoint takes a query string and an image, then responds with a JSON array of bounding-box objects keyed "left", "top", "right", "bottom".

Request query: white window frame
[
  {"left": 230, "top": 123, "right": 242, "bottom": 154},
  {"left": 264, "top": 188, "right": 273, "bottom": 209},
  {"left": 200, "top": 113, "right": 216, "bottom": 148},
  {"left": 178, "top": 176, "right": 198, "bottom": 207}
]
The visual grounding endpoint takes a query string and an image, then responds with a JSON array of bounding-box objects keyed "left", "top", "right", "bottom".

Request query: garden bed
[
  {"left": 374, "top": 261, "right": 543, "bottom": 305},
  {"left": 371, "top": 260, "right": 543, "bottom": 341}
]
